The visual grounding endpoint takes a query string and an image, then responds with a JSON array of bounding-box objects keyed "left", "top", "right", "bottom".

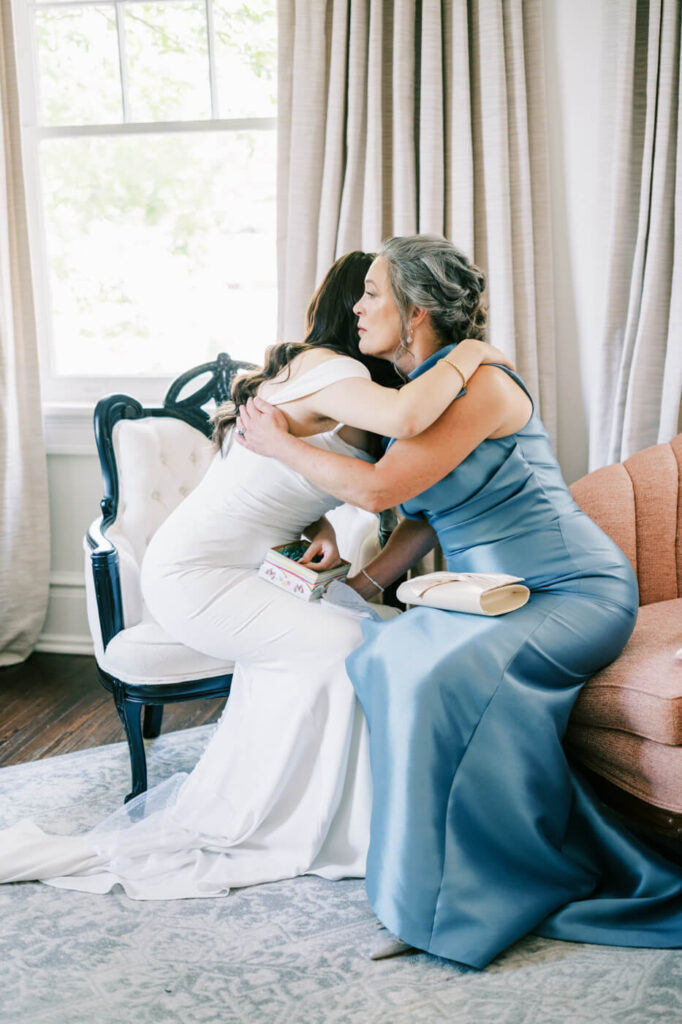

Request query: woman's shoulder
[
  {"left": 467, "top": 364, "right": 534, "bottom": 437},
  {"left": 293, "top": 348, "right": 369, "bottom": 375},
  {"left": 261, "top": 350, "right": 371, "bottom": 402},
  {"left": 268, "top": 348, "right": 366, "bottom": 385}
]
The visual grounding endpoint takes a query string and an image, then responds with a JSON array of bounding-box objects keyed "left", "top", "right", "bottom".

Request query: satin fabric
[{"left": 347, "top": 350, "right": 682, "bottom": 968}]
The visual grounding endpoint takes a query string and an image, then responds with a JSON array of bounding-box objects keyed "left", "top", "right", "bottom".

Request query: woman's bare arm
[
  {"left": 239, "top": 367, "right": 531, "bottom": 512},
  {"left": 302, "top": 339, "right": 512, "bottom": 439}
]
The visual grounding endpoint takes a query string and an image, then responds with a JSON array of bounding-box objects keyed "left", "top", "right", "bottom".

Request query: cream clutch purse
[{"left": 396, "top": 571, "right": 530, "bottom": 616}]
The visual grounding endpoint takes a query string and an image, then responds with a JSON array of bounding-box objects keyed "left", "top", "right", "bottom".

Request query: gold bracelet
[
  {"left": 360, "top": 567, "right": 384, "bottom": 594},
  {"left": 441, "top": 357, "right": 467, "bottom": 392}
]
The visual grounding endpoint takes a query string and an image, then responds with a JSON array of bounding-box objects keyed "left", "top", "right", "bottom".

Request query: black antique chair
[
  {"left": 84, "top": 353, "right": 395, "bottom": 802},
  {"left": 84, "top": 353, "right": 253, "bottom": 801}
]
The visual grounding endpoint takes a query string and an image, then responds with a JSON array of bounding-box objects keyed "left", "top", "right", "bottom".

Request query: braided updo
[{"left": 379, "top": 235, "right": 488, "bottom": 366}]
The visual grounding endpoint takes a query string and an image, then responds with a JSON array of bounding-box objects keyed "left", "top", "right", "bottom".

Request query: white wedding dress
[{"left": 0, "top": 357, "right": 385, "bottom": 900}]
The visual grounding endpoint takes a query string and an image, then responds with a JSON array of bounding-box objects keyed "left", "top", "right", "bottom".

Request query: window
[{"left": 13, "top": 0, "right": 276, "bottom": 411}]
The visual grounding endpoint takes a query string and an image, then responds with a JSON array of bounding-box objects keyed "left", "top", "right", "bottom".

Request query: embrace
[{"left": 2, "top": 235, "right": 681, "bottom": 968}]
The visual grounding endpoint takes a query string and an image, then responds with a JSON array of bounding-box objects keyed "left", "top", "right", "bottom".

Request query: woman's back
[
  {"left": 144, "top": 428, "right": 371, "bottom": 571},
  {"left": 142, "top": 356, "right": 375, "bottom": 574}
]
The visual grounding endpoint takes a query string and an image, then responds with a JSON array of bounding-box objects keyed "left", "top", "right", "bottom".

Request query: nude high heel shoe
[{"left": 369, "top": 922, "right": 417, "bottom": 960}]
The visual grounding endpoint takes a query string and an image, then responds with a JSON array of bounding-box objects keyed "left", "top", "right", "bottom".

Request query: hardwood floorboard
[{"left": 0, "top": 652, "right": 226, "bottom": 767}]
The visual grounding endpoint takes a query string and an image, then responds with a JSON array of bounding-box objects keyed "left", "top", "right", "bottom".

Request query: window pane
[
  {"left": 214, "top": 0, "right": 276, "bottom": 117},
  {"left": 40, "top": 131, "right": 276, "bottom": 376},
  {"left": 35, "top": 6, "right": 122, "bottom": 126},
  {"left": 124, "top": 1, "right": 210, "bottom": 122}
]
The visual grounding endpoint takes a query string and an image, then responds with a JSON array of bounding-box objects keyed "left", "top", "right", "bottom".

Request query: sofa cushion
[
  {"left": 624, "top": 442, "right": 680, "bottom": 605},
  {"left": 570, "top": 598, "right": 682, "bottom": 745},
  {"left": 100, "top": 620, "right": 234, "bottom": 686},
  {"left": 570, "top": 434, "right": 682, "bottom": 606},
  {"left": 570, "top": 463, "right": 638, "bottom": 578},
  {"left": 566, "top": 724, "right": 682, "bottom": 814}
]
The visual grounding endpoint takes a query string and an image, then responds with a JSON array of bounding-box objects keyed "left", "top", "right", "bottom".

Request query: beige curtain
[
  {"left": 0, "top": 0, "right": 50, "bottom": 665},
  {"left": 589, "top": 0, "right": 682, "bottom": 469},
  {"left": 278, "top": 0, "right": 556, "bottom": 440}
]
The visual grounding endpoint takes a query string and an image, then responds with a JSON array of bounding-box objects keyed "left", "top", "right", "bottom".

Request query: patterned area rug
[{"left": 1, "top": 726, "right": 680, "bottom": 1024}]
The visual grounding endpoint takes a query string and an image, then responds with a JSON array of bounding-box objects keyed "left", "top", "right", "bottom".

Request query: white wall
[
  {"left": 39, "top": 451, "right": 101, "bottom": 654},
  {"left": 40, "top": 0, "right": 624, "bottom": 653}
]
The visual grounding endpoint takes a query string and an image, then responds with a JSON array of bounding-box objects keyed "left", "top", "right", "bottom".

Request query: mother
[{"left": 238, "top": 234, "right": 682, "bottom": 967}]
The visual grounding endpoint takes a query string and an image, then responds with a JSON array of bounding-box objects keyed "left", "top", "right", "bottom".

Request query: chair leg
[
  {"left": 112, "top": 682, "right": 148, "bottom": 803},
  {"left": 143, "top": 704, "right": 163, "bottom": 739}
]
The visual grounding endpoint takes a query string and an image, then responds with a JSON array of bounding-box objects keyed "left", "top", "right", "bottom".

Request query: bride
[{"left": 0, "top": 250, "right": 507, "bottom": 899}]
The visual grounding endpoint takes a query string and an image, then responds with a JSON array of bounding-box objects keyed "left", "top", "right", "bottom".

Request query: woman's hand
[
  {"left": 298, "top": 536, "right": 342, "bottom": 570},
  {"left": 236, "top": 396, "right": 291, "bottom": 457},
  {"left": 300, "top": 514, "right": 342, "bottom": 570}
]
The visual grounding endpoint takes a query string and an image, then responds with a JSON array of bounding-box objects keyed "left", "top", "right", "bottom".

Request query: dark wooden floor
[{"left": 0, "top": 652, "right": 226, "bottom": 767}]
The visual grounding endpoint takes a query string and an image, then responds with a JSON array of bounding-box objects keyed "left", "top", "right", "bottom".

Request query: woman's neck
[{"left": 394, "top": 328, "right": 442, "bottom": 375}]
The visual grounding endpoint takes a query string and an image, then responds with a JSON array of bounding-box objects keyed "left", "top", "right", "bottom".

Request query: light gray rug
[{"left": 1, "top": 726, "right": 680, "bottom": 1024}]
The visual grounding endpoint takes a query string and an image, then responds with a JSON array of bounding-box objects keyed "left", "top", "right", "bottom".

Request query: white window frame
[{"left": 11, "top": 0, "right": 276, "bottom": 452}]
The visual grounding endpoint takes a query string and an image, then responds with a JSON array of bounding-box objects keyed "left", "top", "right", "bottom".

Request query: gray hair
[{"left": 379, "top": 235, "right": 488, "bottom": 366}]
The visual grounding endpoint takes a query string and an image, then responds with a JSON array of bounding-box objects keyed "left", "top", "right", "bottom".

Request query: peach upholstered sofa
[{"left": 566, "top": 434, "right": 682, "bottom": 848}]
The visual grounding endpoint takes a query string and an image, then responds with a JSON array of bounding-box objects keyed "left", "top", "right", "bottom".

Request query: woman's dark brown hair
[{"left": 212, "top": 251, "right": 401, "bottom": 450}]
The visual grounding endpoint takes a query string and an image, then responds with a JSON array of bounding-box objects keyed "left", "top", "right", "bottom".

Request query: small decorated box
[{"left": 258, "top": 541, "right": 351, "bottom": 601}]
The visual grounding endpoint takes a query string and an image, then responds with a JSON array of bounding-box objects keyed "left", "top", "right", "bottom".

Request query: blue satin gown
[{"left": 347, "top": 350, "right": 682, "bottom": 968}]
